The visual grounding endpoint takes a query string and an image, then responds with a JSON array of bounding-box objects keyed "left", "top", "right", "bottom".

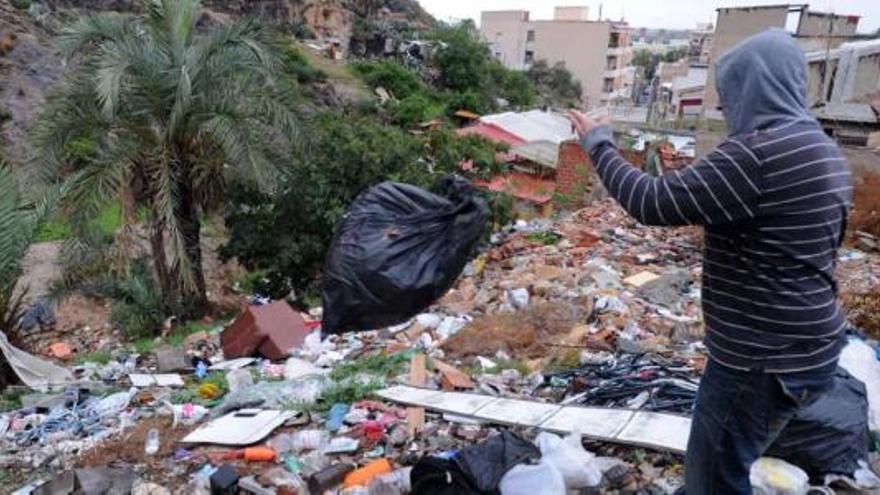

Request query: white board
[{"left": 181, "top": 409, "right": 297, "bottom": 446}]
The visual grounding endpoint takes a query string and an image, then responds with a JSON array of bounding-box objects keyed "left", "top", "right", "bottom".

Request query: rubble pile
[{"left": 2, "top": 200, "right": 879, "bottom": 495}]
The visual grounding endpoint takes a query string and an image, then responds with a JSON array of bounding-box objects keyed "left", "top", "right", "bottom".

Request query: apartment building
[
  {"left": 480, "top": 6, "right": 633, "bottom": 107},
  {"left": 704, "top": 4, "right": 862, "bottom": 113},
  {"left": 688, "top": 22, "right": 714, "bottom": 66}
]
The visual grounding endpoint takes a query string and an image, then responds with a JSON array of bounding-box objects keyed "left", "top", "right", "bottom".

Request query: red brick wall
[{"left": 555, "top": 141, "right": 592, "bottom": 201}]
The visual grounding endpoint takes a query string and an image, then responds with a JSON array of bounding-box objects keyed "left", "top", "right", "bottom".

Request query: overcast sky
[{"left": 417, "top": 0, "right": 880, "bottom": 34}]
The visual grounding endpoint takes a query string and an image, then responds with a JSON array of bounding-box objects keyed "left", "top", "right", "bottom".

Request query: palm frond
[{"left": 56, "top": 12, "right": 136, "bottom": 59}]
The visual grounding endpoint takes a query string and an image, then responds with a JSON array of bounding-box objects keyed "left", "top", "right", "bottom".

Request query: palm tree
[
  {"left": 0, "top": 161, "right": 59, "bottom": 387},
  {"left": 30, "top": 0, "right": 301, "bottom": 316}
]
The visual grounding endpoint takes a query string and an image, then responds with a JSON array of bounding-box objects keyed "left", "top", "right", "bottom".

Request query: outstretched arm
[{"left": 568, "top": 111, "right": 761, "bottom": 227}]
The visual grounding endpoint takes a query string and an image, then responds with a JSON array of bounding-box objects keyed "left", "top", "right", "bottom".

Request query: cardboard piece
[
  {"left": 181, "top": 409, "right": 298, "bottom": 446},
  {"left": 221, "top": 302, "right": 309, "bottom": 360},
  {"left": 377, "top": 386, "right": 690, "bottom": 454},
  {"left": 623, "top": 271, "right": 660, "bottom": 287},
  {"left": 432, "top": 359, "right": 475, "bottom": 390}
]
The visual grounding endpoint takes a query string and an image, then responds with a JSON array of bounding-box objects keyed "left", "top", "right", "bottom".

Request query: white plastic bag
[
  {"left": 838, "top": 338, "right": 880, "bottom": 432},
  {"left": 499, "top": 461, "right": 565, "bottom": 495},
  {"left": 750, "top": 457, "right": 809, "bottom": 495},
  {"left": 536, "top": 432, "right": 602, "bottom": 488}
]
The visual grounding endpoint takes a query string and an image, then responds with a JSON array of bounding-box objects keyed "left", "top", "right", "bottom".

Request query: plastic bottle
[
  {"left": 292, "top": 429, "right": 329, "bottom": 453},
  {"left": 343, "top": 459, "right": 393, "bottom": 489},
  {"left": 144, "top": 428, "right": 160, "bottom": 455},
  {"left": 243, "top": 447, "right": 277, "bottom": 462},
  {"left": 307, "top": 463, "right": 356, "bottom": 495},
  {"left": 367, "top": 467, "right": 411, "bottom": 495},
  {"left": 267, "top": 433, "right": 295, "bottom": 455}
]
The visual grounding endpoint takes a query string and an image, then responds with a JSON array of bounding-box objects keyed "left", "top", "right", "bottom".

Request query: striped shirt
[{"left": 584, "top": 121, "right": 852, "bottom": 373}]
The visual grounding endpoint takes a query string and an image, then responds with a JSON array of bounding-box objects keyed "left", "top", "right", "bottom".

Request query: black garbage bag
[
  {"left": 766, "top": 367, "right": 871, "bottom": 481},
  {"left": 410, "top": 431, "right": 541, "bottom": 495},
  {"left": 321, "top": 177, "right": 489, "bottom": 335},
  {"left": 456, "top": 430, "right": 542, "bottom": 493}
]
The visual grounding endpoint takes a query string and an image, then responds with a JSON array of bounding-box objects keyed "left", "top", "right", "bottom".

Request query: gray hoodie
[{"left": 715, "top": 28, "right": 816, "bottom": 136}]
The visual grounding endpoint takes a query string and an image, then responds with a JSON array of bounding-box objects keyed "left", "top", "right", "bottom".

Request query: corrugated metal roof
[
  {"left": 456, "top": 123, "right": 527, "bottom": 147},
  {"left": 510, "top": 141, "right": 561, "bottom": 168},
  {"left": 481, "top": 110, "right": 577, "bottom": 144}
]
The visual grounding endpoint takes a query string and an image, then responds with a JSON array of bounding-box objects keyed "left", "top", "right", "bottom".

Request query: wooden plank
[{"left": 406, "top": 354, "right": 427, "bottom": 435}]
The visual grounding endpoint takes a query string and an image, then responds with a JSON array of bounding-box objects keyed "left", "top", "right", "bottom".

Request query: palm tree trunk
[
  {"left": 177, "top": 165, "right": 208, "bottom": 317},
  {"left": 149, "top": 215, "right": 179, "bottom": 313}
]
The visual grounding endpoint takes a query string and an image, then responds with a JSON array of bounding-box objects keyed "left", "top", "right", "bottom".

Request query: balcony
[
  {"left": 606, "top": 46, "right": 627, "bottom": 56},
  {"left": 604, "top": 67, "right": 621, "bottom": 78}
]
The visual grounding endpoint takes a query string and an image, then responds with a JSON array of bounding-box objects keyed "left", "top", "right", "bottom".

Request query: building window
[
  {"left": 606, "top": 56, "right": 618, "bottom": 70},
  {"left": 603, "top": 78, "right": 615, "bottom": 93},
  {"left": 527, "top": 30, "right": 535, "bottom": 42},
  {"left": 609, "top": 32, "right": 620, "bottom": 48},
  {"left": 525, "top": 51, "right": 535, "bottom": 64},
  {"left": 495, "top": 52, "right": 502, "bottom": 60}
]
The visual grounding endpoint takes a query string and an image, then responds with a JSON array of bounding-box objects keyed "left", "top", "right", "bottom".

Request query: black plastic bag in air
[{"left": 321, "top": 177, "right": 489, "bottom": 335}]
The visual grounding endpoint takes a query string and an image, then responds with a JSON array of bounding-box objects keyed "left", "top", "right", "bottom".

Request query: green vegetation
[
  {"left": 31, "top": 0, "right": 301, "bottom": 318},
  {"left": 221, "top": 113, "right": 504, "bottom": 296},
  {"left": 527, "top": 231, "right": 562, "bottom": 245},
  {"left": 166, "top": 321, "right": 213, "bottom": 347},
  {"left": 36, "top": 202, "right": 131, "bottom": 242},
  {"left": 353, "top": 60, "right": 426, "bottom": 99},
  {"left": 0, "top": 388, "right": 25, "bottom": 412},
  {"left": 10, "top": 0, "right": 30, "bottom": 10},
  {"left": 528, "top": 60, "right": 583, "bottom": 108},
  {"left": 329, "top": 351, "right": 411, "bottom": 382},
  {"left": 75, "top": 350, "right": 113, "bottom": 365}
]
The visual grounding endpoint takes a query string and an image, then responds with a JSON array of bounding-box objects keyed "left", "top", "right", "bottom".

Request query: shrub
[
  {"left": 221, "top": 113, "right": 506, "bottom": 297},
  {"left": 10, "top": 0, "right": 30, "bottom": 10},
  {"left": 352, "top": 60, "right": 425, "bottom": 99},
  {"left": 83, "top": 259, "right": 166, "bottom": 338},
  {"left": 392, "top": 93, "right": 443, "bottom": 127}
]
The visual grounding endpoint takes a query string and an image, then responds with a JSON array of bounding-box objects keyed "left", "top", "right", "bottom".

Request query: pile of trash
[{"left": 1, "top": 197, "right": 880, "bottom": 495}]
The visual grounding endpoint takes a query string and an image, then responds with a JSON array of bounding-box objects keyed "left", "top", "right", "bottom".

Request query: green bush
[
  {"left": 84, "top": 259, "right": 166, "bottom": 338},
  {"left": 10, "top": 0, "right": 30, "bottom": 10},
  {"left": 392, "top": 93, "right": 444, "bottom": 127},
  {"left": 221, "top": 114, "right": 431, "bottom": 296},
  {"left": 221, "top": 113, "right": 506, "bottom": 297},
  {"left": 352, "top": 60, "right": 425, "bottom": 99},
  {"left": 280, "top": 45, "right": 327, "bottom": 84}
]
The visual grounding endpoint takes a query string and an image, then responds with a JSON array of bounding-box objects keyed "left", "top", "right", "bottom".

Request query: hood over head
[{"left": 715, "top": 28, "right": 815, "bottom": 136}]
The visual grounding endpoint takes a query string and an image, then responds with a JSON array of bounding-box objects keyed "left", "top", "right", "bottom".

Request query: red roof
[
  {"left": 474, "top": 172, "right": 556, "bottom": 205},
  {"left": 456, "top": 123, "right": 527, "bottom": 147}
]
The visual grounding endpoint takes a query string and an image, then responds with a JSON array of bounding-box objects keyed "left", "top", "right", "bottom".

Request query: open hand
[{"left": 566, "top": 110, "right": 612, "bottom": 140}]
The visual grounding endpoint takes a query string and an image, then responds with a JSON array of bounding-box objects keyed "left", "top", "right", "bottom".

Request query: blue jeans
[{"left": 684, "top": 359, "right": 836, "bottom": 494}]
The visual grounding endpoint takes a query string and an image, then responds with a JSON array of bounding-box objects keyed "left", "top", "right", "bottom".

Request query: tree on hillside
[
  {"left": 429, "top": 23, "right": 536, "bottom": 111},
  {"left": 30, "top": 0, "right": 300, "bottom": 317},
  {"left": 527, "top": 60, "right": 583, "bottom": 108}
]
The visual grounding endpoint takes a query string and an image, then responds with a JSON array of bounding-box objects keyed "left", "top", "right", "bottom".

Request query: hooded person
[{"left": 566, "top": 29, "right": 854, "bottom": 493}]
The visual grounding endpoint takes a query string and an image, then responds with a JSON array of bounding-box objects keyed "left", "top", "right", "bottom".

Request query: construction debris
[{"left": 2, "top": 199, "right": 879, "bottom": 494}]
